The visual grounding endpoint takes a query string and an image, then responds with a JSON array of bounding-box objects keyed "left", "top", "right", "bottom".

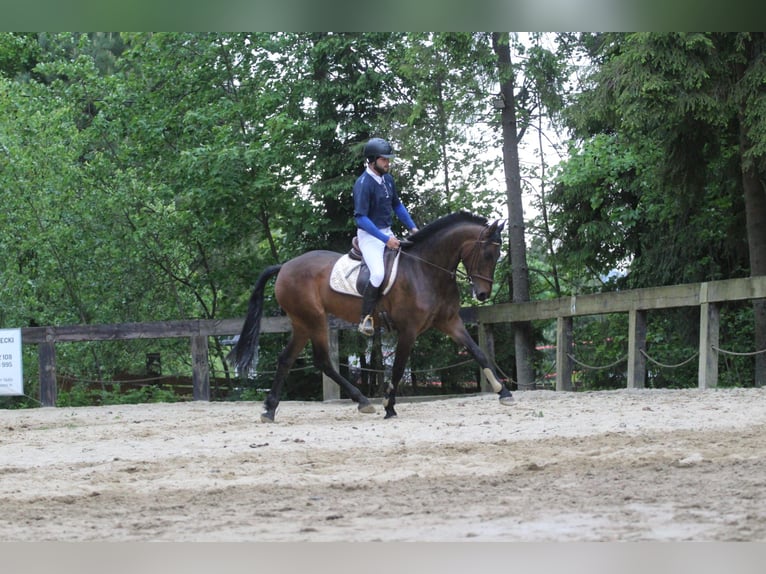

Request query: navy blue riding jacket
[{"left": 353, "top": 170, "right": 415, "bottom": 243}]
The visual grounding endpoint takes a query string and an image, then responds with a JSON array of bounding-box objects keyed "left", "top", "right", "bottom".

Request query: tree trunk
[
  {"left": 737, "top": 34, "right": 766, "bottom": 387},
  {"left": 740, "top": 149, "right": 766, "bottom": 386},
  {"left": 492, "top": 33, "right": 536, "bottom": 390}
]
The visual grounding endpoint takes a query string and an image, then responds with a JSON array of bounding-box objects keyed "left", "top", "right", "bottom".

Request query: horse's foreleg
[
  {"left": 384, "top": 335, "right": 416, "bottom": 419},
  {"left": 442, "top": 320, "right": 514, "bottom": 406},
  {"left": 312, "top": 341, "right": 376, "bottom": 415}
]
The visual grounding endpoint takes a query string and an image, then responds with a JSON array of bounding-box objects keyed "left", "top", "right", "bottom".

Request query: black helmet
[{"left": 363, "top": 138, "right": 395, "bottom": 162}]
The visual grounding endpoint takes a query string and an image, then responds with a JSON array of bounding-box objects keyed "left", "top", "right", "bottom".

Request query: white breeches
[{"left": 357, "top": 227, "right": 390, "bottom": 288}]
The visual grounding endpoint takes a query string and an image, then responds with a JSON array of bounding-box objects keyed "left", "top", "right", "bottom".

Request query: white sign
[{"left": 0, "top": 329, "right": 23, "bottom": 396}]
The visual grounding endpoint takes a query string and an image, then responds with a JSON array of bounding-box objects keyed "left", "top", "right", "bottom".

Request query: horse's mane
[{"left": 403, "top": 211, "right": 489, "bottom": 249}]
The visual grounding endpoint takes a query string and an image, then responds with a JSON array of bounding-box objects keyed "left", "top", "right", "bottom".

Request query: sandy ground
[{"left": 2, "top": 387, "right": 766, "bottom": 542}]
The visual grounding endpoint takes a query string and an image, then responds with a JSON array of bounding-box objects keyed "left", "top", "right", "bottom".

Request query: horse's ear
[{"left": 487, "top": 219, "right": 504, "bottom": 240}]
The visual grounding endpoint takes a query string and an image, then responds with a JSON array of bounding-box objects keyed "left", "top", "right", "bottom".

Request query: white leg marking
[{"left": 483, "top": 368, "right": 503, "bottom": 393}]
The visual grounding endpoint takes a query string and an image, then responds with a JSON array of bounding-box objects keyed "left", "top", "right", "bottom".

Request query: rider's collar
[{"left": 365, "top": 167, "right": 383, "bottom": 184}]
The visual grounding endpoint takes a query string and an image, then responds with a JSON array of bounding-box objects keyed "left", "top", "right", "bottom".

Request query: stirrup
[{"left": 358, "top": 315, "right": 375, "bottom": 336}]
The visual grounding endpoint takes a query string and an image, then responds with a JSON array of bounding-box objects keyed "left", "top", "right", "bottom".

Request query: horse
[{"left": 227, "top": 211, "right": 515, "bottom": 422}]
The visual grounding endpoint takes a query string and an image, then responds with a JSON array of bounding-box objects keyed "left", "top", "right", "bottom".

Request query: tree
[
  {"left": 520, "top": 33, "right": 574, "bottom": 299},
  {"left": 555, "top": 32, "right": 766, "bottom": 385},
  {"left": 392, "top": 33, "right": 501, "bottom": 222},
  {"left": 1, "top": 32, "right": 556, "bottom": 402},
  {"left": 492, "top": 32, "right": 535, "bottom": 389}
]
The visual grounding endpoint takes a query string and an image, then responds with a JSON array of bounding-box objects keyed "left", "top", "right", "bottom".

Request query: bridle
[
  {"left": 399, "top": 224, "right": 501, "bottom": 289},
  {"left": 461, "top": 226, "right": 501, "bottom": 289}
]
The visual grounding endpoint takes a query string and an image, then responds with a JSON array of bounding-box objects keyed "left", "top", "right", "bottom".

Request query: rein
[{"left": 399, "top": 249, "right": 461, "bottom": 280}]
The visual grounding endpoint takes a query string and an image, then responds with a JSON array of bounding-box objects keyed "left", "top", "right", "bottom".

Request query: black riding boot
[{"left": 358, "top": 282, "right": 381, "bottom": 336}]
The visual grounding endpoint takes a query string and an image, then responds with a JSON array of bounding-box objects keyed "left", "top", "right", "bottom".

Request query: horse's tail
[{"left": 226, "top": 264, "right": 283, "bottom": 373}]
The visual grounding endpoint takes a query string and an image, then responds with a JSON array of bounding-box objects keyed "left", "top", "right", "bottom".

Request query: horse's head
[
  {"left": 462, "top": 219, "right": 505, "bottom": 302},
  {"left": 403, "top": 212, "right": 505, "bottom": 301}
]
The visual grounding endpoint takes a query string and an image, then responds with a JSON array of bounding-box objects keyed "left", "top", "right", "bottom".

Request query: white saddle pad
[{"left": 329, "top": 253, "right": 400, "bottom": 297}]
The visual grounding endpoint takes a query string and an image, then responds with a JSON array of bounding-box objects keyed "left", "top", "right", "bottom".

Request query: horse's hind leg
[
  {"left": 261, "top": 331, "right": 310, "bottom": 423},
  {"left": 311, "top": 337, "right": 375, "bottom": 415}
]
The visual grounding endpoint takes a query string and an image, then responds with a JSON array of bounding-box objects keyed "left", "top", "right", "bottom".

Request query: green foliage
[
  {"left": 549, "top": 134, "right": 650, "bottom": 288},
  {"left": 0, "top": 32, "right": 512, "bottom": 406},
  {"left": 7, "top": 32, "right": 762, "bottom": 404},
  {"left": 0, "top": 33, "right": 41, "bottom": 79},
  {"left": 569, "top": 314, "right": 629, "bottom": 391},
  {"left": 237, "top": 386, "right": 267, "bottom": 402},
  {"left": 56, "top": 382, "right": 179, "bottom": 407},
  {"left": 0, "top": 394, "right": 39, "bottom": 409},
  {"left": 547, "top": 33, "right": 766, "bottom": 387},
  {"left": 643, "top": 309, "right": 699, "bottom": 389},
  {"left": 717, "top": 303, "right": 759, "bottom": 388},
  {"left": 553, "top": 32, "right": 759, "bottom": 291},
  {"left": 390, "top": 33, "right": 501, "bottom": 222}
]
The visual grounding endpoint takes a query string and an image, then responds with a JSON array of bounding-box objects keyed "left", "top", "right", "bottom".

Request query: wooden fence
[
  {"left": 472, "top": 275, "right": 766, "bottom": 392},
  {"left": 19, "top": 275, "right": 766, "bottom": 407},
  {"left": 21, "top": 317, "right": 282, "bottom": 407}
]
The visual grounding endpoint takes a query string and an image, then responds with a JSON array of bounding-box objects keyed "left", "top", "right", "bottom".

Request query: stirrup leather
[{"left": 358, "top": 314, "right": 375, "bottom": 336}]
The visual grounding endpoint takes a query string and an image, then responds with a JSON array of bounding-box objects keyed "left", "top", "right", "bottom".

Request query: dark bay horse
[{"left": 227, "top": 211, "right": 515, "bottom": 422}]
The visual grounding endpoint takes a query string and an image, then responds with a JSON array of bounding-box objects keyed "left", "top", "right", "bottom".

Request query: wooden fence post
[
  {"left": 38, "top": 342, "right": 57, "bottom": 407},
  {"left": 627, "top": 308, "right": 647, "bottom": 389},
  {"left": 698, "top": 296, "right": 720, "bottom": 389},
  {"left": 191, "top": 335, "right": 210, "bottom": 401},
  {"left": 556, "top": 316, "right": 573, "bottom": 391}
]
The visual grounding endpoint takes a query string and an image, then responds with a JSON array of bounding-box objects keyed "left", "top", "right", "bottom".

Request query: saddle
[{"left": 329, "top": 237, "right": 401, "bottom": 297}]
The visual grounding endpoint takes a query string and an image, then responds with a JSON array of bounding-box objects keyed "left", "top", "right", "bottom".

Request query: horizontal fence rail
[
  {"left": 18, "top": 276, "right": 766, "bottom": 406},
  {"left": 473, "top": 275, "right": 766, "bottom": 392},
  {"left": 22, "top": 317, "right": 289, "bottom": 407}
]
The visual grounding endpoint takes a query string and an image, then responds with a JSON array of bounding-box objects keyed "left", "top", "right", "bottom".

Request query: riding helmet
[{"left": 363, "top": 138, "right": 396, "bottom": 162}]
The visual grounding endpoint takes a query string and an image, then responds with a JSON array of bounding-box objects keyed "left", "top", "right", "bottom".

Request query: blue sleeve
[
  {"left": 355, "top": 215, "right": 390, "bottom": 243},
  {"left": 394, "top": 203, "right": 417, "bottom": 230}
]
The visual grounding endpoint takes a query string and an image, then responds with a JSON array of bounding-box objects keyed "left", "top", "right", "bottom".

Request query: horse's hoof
[
  {"left": 358, "top": 403, "right": 376, "bottom": 414},
  {"left": 384, "top": 410, "right": 398, "bottom": 419},
  {"left": 260, "top": 411, "right": 276, "bottom": 423},
  {"left": 499, "top": 395, "right": 515, "bottom": 406}
]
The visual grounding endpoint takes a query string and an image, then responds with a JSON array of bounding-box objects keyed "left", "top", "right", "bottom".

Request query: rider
[{"left": 353, "top": 137, "right": 419, "bottom": 336}]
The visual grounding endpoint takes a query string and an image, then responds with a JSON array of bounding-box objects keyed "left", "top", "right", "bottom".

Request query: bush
[{"left": 56, "top": 383, "right": 180, "bottom": 407}]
